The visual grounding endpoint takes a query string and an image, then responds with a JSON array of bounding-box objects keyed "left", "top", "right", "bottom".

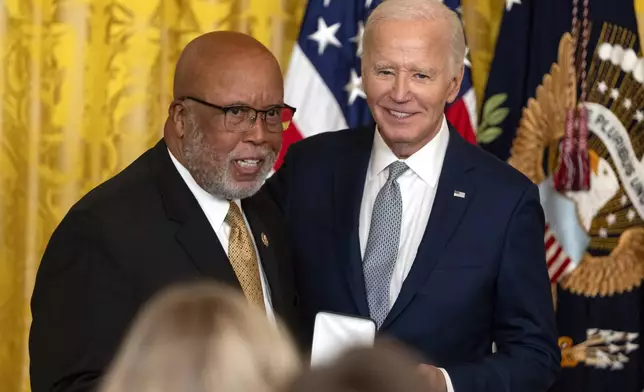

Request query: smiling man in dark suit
[
  {"left": 264, "top": 0, "right": 560, "bottom": 391},
  {"left": 29, "top": 31, "right": 299, "bottom": 392}
]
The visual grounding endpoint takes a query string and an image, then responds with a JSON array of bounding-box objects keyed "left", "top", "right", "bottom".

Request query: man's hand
[{"left": 418, "top": 364, "right": 447, "bottom": 392}]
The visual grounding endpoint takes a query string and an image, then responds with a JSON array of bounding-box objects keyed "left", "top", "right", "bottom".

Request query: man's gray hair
[{"left": 363, "top": 0, "right": 466, "bottom": 75}]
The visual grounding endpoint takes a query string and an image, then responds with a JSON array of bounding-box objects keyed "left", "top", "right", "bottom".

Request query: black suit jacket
[
  {"left": 29, "top": 139, "right": 299, "bottom": 392},
  {"left": 264, "top": 124, "right": 561, "bottom": 392}
]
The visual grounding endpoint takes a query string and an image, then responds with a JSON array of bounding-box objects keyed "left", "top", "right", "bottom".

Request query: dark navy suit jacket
[{"left": 264, "top": 124, "right": 561, "bottom": 392}]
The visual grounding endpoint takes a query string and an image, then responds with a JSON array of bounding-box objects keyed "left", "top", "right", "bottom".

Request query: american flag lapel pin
[
  {"left": 453, "top": 190, "right": 466, "bottom": 198},
  {"left": 261, "top": 232, "right": 269, "bottom": 247}
]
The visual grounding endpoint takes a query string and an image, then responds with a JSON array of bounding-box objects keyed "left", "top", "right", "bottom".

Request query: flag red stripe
[
  {"left": 550, "top": 258, "right": 571, "bottom": 282},
  {"left": 275, "top": 122, "right": 303, "bottom": 169},
  {"left": 544, "top": 235, "right": 556, "bottom": 250},
  {"left": 445, "top": 100, "right": 477, "bottom": 144},
  {"left": 547, "top": 247, "right": 563, "bottom": 268}
]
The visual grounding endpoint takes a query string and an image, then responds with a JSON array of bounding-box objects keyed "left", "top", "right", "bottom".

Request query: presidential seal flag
[{"left": 481, "top": 0, "right": 644, "bottom": 391}]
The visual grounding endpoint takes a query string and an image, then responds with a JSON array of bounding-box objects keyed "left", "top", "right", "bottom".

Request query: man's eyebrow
[
  {"left": 411, "top": 67, "right": 439, "bottom": 76},
  {"left": 221, "top": 101, "right": 251, "bottom": 106},
  {"left": 222, "top": 101, "right": 285, "bottom": 109},
  {"left": 372, "top": 63, "right": 440, "bottom": 76},
  {"left": 373, "top": 62, "right": 394, "bottom": 69}
]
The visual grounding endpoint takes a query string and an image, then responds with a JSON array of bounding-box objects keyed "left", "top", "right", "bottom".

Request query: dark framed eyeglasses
[{"left": 179, "top": 96, "right": 296, "bottom": 133}]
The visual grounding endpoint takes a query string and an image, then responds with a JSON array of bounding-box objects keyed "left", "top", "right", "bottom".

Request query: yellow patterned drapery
[{"left": 0, "top": 1, "right": 306, "bottom": 391}]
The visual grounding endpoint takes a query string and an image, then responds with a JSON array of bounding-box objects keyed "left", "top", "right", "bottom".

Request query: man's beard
[{"left": 181, "top": 120, "right": 276, "bottom": 200}]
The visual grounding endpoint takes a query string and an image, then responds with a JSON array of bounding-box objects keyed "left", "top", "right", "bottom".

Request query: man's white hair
[{"left": 363, "top": 0, "right": 466, "bottom": 75}]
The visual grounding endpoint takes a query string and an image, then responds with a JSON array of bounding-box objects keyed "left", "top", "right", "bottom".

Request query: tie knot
[
  {"left": 387, "top": 161, "right": 408, "bottom": 182},
  {"left": 225, "top": 201, "right": 244, "bottom": 228}
]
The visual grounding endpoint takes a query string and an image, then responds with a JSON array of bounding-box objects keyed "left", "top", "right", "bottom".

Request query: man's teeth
[
  {"left": 389, "top": 110, "right": 412, "bottom": 118},
  {"left": 236, "top": 159, "right": 260, "bottom": 167}
]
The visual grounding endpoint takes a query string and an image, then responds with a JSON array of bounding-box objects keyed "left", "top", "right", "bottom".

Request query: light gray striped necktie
[{"left": 363, "top": 160, "right": 409, "bottom": 328}]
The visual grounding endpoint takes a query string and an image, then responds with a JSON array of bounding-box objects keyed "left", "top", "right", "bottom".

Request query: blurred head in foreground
[
  {"left": 98, "top": 281, "right": 301, "bottom": 392},
  {"left": 286, "top": 340, "right": 433, "bottom": 392}
]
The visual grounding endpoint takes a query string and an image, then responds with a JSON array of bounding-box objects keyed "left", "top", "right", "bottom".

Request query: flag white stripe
[
  {"left": 550, "top": 258, "right": 571, "bottom": 282},
  {"left": 545, "top": 240, "right": 559, "bottom": 261},
  {"left": 284, "top": 45, "right": 348, "bottom": 138},
  {"left": 462, "top": 88, "right": 478, "bottom": 133},
  {"left": 548, "top": 250, "right": 568, "bottom": 274}
]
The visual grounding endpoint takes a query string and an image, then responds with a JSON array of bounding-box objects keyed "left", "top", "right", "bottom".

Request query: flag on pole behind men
[
  {"left": 480, "top": 0, "right": 644, "bottom": 390},
  {"left": 277, "top": 0, "right": 477, "bottom": 169}
]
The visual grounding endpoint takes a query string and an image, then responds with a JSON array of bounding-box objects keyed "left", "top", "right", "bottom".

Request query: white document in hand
[{"left": 310, "top": 311, "right": 376, "bottom": 368}]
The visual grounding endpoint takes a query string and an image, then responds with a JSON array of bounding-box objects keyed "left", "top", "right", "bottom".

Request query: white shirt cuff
[{"left": 438, "top": 367, "right": 455, "bottom": 392}]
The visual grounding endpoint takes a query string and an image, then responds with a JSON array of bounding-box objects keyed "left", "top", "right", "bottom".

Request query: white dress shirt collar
[
  {"left": 167, "top": 149, "right": 233, "bottom": 229},
  {"left": 367, "top": 115, "right": 449, "bottom": 187}
]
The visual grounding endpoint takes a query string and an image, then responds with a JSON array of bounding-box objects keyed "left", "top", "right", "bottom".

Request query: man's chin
[
  {"left": 377, "top": 127, "right": 421, "bottom": 144},
  {"left": 219, "top": 179, "right": 264, "bottom": 200}
]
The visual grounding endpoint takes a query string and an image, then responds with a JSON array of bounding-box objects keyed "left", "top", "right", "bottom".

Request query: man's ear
[
  {"left": 446, "top": 63, "right": 464, "bottom": 104},
  {"left": 170, "top": 101, "right": 188, "bottom": 138}
]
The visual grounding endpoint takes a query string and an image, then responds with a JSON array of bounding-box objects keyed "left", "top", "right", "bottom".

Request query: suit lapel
[
  {"left": 153, "top": 140, "right": 240, "bottom": 288},
  {"left": 333, "top": 126, "right": 375, "bottom": 317},
  {"left": 381, "top": 129, "right": 476, "bottom": 329},
  {"left": 241, "top": 199, "right": 285, "bottom": 314},
  {"left": 174, "top": 220, "right": 239, "bottom": 285}
]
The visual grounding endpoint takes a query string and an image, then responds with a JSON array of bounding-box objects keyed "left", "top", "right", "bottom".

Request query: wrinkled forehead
[
  {"left": 363, "top": 19, "right": 452, "bottom": 71},
  {"left": 364, "top": 18, "right": 451, "bottom": 58}
]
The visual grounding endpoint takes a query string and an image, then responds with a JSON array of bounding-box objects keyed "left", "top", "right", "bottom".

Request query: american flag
[
  {"left": 276, "top": 0, "right": 477, "bottom": 169},
  {"left": 544, "top": 224, "right": 573, "bottom": 282}
]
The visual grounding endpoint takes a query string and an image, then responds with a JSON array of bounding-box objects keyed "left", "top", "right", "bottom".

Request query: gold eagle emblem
[{"left": 508, "top": 29, "right": 644, "bottom": 298}]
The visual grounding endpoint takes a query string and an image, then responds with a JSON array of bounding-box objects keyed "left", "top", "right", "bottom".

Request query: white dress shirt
[
  {"left": 358, "top": 116, "right": 454, "bottom": 392},
  {"left": 168, "top": 150, "right": 275, "bottom": 322}
]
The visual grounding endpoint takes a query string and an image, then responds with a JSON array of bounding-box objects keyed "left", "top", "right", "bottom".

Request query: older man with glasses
[{"left": 29, "top": 31, "right": 300, "bottom": 392}]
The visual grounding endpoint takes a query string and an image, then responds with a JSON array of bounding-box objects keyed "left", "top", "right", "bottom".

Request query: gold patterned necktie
[{"left": 225, "top": 201, "right": 265, "bottom": 307}]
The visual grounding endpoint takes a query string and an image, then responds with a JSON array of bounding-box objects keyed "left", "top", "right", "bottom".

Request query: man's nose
[
  {"left": 391, "top": 74, "right": 411, "bottom": 102},
  {"left": 243, "top": 114, "right": 270, "bottom": 144}
]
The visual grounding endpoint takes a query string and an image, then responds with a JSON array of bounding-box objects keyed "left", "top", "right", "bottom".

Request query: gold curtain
[
  {"left": 0, "top": 1, "right": 306, "bottom": 391},
  {"left": 461, "top": 0, "right": 505, "bottom": 112}
]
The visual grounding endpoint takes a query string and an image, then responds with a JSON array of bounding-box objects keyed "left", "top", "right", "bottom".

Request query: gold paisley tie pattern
[{"left": 225, "top": 201, "right": 265, "bottom": 307}]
